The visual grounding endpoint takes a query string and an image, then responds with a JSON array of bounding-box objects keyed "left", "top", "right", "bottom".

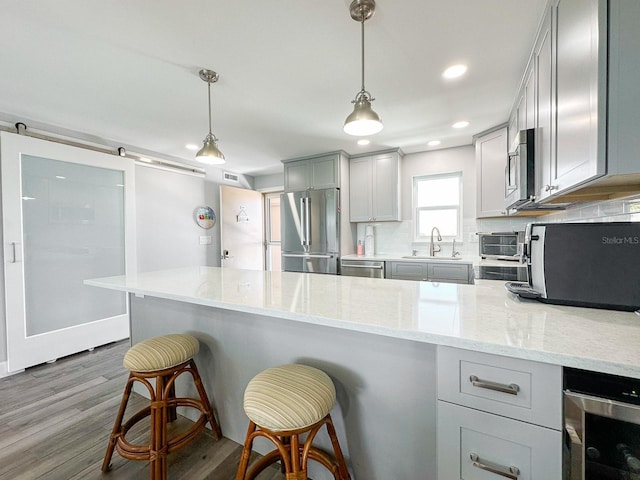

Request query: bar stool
[
  {"left": 235, "top": 364, "right": 351, "bottom": 480},
  {"left": 102, "top": 334, "right": 222, "bottom": 480}
]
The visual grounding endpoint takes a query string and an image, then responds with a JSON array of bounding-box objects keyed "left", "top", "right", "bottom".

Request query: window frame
[{"left": 412, "top": 171, "right": 463, "bottom": 244}]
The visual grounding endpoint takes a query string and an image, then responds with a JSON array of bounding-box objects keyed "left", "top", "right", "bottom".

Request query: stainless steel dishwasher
[{"left": 340, "top": 259, "right": 385, "bottom": 278}]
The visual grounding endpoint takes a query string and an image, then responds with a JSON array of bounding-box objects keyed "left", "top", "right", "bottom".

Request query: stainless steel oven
[
  {"left": 564, "top": 368, "right": 640, "bottom": 480},
  {"left": 340, "top": 259, "right": 385, "bottom": 278}
]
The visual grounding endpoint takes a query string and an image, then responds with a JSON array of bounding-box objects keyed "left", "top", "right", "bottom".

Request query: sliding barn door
[{"left": 1, "top": 132, "right": 136, "bottom": 372}]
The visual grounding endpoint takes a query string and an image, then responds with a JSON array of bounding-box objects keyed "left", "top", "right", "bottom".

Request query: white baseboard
[{"left": 0, "top": 361, "right": 24, "bottom": 379}]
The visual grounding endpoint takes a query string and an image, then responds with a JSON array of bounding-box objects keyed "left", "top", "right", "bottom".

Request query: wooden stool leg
[
  {"left": 235, "top": 421, "right": 258, "bottom": 480},
  {"left": 149, "top": 375, "right": 169, "bottom": 480},
  {"left": 189, "top": 360, "right": 222, "bottom": 439},
  {"left": 286, "top": 433, "right": 307, "bottom": 480},
  {"left": 325, "top": 415, "right": 351, "bottom": 480},
  {"left": 102, "top": 374, "right": 134, "bottom": 472},
  {"left": 164, "top": 374, "right": 177, "bottom": 423}
]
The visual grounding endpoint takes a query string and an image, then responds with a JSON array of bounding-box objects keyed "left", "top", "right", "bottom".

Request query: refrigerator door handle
[
  {"left": 299, "top": 196, "right": 306, "bottom": 246},
  {"left": 282, "top": 253, "right": 333, "bottom": 259},
  {"left": 305, "top": 196, "right": 311, "bottom": 246}
]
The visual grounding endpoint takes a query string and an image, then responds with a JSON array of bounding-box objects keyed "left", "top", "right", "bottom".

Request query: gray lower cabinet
[
  {"left": 437, "top": 346, "right": 563, "bottom": 479},
  {"left": 386, "top": 261, "right": 473, "bottom": 284}
]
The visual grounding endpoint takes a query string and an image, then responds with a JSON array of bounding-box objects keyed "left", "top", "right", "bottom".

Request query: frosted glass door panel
[{"left": 21, "top": 155, "right": 126, "bottom": 336}]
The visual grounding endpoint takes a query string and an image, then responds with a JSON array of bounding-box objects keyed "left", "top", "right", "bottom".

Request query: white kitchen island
[{"left": 86, "top": 266, "right": 640, "bottom": 479}]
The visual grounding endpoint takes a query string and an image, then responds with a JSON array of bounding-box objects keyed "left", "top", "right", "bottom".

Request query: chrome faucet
[
  {"left": 451, "top": 238, "right": 461, "bottom": 257},
  {"left": 430, "top": 227, "right": 442, "bottom": 256}
]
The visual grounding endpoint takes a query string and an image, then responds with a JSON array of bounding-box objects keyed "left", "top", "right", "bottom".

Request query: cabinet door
[
  {"left": 551, "top": 0, "right": 606, "bottom": 194},
  {"left": 437, "top": 402, "right": 562, "bottom": 480},
  {"left": 387, "top": 262, "right": 429, "bottom": 281},
  {"left": 371, "top": 152, "right": 400, "bottom": 221},
  {"left": 427, "top": 263, "right": 471, "bottom": 284},
  {"left": 475, "top": 128, "right": 508, "bottom": 218},
  {"left": 524, "top": 64, "right": 536, "bottom": 130},
  {"left": 283, "top": 160, "right": 309, "bottom": 192},
  {"left": 310, "top": 154, "right": 339, "bottom": 190},
  {"left": 349, "top": 157, "right": 373, "bottom": 222},
  {"left": 535, "top": 8, "right": 553, "bottom": 201}
]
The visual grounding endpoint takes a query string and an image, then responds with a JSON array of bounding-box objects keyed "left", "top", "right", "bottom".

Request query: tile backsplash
[{"left": 355, "top": 193, "right": 640, "bottom": 257}]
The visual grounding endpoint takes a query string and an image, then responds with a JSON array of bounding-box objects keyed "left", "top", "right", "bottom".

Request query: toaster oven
[{"left": 478, "top": 231, "right": 525, "bottom": 261}]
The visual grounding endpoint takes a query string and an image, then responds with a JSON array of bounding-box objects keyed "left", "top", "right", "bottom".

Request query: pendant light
[
  {"left": 196, "top": 69, "right": 225, "bottom": 164},
  {"left": 344, "top": 0, "right": 383, "bottom": 136}
]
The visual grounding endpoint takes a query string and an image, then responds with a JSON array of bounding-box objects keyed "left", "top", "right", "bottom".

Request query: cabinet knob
[{"left": 544, "top": 184, "right": 558, "bottom": 192}]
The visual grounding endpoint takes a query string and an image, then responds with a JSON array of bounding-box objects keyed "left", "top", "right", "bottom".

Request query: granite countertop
[{"left": 86, "top": 266, "right": 640, "bottom": 379}]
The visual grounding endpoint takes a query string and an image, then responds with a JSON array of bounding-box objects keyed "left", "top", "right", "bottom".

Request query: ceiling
[{"left": 0, "top": 0, "right": 547, "bottom": 177}]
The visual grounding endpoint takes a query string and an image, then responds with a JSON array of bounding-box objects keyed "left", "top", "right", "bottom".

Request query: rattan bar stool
[
  {"left": 102, "top": 334, "right": 222, "bottom": 480},
  {"left": 235, "top": 364, "right": 350, "bottom": 480}
]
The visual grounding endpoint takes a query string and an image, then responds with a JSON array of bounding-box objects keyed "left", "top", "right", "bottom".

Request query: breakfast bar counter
[
  {"left": 87, "top": 266, "right": 640, "bottom": 378},
  {"left": 86, "top": 266, "right": 640, "bottom": 479}
]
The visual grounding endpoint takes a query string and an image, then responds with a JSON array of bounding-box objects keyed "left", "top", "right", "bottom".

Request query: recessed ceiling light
[
  {"left": 357, "top": 139, "right": 371, "bottom": 146},
  {"left": 442, "top": 64, "right": 468, "bottom": 79},
  {"left": 427, "top": 140, "right": 441, "bottom": 147},
  {"left": 452, "top": 121, "right": 469, "bottom": 129},
  {"left": 55, "top": 175, "right": 66, "bottom": 179},
  {"left": 185, "top": 143, "right": 199, "bottom": 151}
]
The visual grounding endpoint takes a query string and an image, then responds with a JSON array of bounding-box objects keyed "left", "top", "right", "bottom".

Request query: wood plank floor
[{"left": 0, "top": 341, "right": 283, "bottom": 480}]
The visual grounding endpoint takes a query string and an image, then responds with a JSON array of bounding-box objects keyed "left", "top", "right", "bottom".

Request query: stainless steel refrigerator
[{"left": 280, "top": 188, "right": 340, "bottom": 274}]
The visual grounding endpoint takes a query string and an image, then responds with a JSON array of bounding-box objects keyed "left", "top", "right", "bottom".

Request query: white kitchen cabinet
[
  {"left": 475, "top": 127, "right": 508, "bottom": 218},
  {"left": 283, "top": 152, "right": 341, "bottom": 192},
  {"left": 349, "top": 150, "right": 401, "bottom": 222},
  {"left": 437, "top": 346, "right": 562, "bottom": 480},
  {"left": 438, "top": 402, "right": 562, "bottom": 480},
  {"left": 386, "top": 261, "right": 473, "bottom": 284}
]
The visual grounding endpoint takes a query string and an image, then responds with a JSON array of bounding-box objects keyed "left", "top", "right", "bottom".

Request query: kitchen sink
[{"left": 400, "top": 255, "right": 462, "bottom": 260}]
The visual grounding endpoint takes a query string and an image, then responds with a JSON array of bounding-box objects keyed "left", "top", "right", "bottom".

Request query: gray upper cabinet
[
  {"left": 520, "top": 0, "right": 640, "bottom": 205},
  {"left": 535, "top": 8, "right": 554, "bottom": 202},
  {"left": 283, "top": 153, "right": 341, "bottom": 192},
  {"left": 349, "top": 150, "right": 401, "bottom": 222},
  {"left": 476, "top": 127, "right": 508, "bottom": 218},
  {"left": 545, "top": 0, "right": 607, "bottom": 198}
]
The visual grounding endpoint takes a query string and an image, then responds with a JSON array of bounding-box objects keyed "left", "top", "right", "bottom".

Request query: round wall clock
[{"left": 194, "top": 206, "right": 216, "bottom": 229}]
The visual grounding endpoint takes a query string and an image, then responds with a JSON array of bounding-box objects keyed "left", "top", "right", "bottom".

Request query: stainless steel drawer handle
[
  {"left": 470, "top": 453, "right": 520, "bottom": 479},
  {"left": 282, "top": 253, "right": 332, "bottom": 259},
  {"left": 343, "top": 264, "right": 383, "bottom": 269},
  {"left": 469, "top": 375, "right": 520, "bottom": 395}
]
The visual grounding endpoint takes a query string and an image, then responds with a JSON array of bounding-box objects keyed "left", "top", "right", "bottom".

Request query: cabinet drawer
[
  {"left": 437, "top": 401, "right": 562, "bottom": 480},
  {"left": 387, "top": 262, "right": 429, "bottom": 281},
  {"left": 427, "top": 263, "right": 471, "bottom": 284},
  {"left": 437, "top": 346, "right": 562, "bottom": 430}
]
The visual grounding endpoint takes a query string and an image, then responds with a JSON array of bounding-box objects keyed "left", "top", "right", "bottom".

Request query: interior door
[
  {"left": 1, "top": 132, "right": 136, "bottom": 372},
  {"left": 220, "top": 185, "right": 263, "bottom": 270}
]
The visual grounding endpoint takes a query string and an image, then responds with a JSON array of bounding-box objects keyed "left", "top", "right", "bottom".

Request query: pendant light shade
[
  {"left": 344, "top": 0, "right": 383, "bottom": 136},
  {"left": 196, "top": 69, "right": 225, "bottom": 165}
]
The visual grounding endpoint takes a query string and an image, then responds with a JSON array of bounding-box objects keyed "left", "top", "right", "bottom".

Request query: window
[{"left": 413, "top": 172, "right": 462, "bottom": 242}]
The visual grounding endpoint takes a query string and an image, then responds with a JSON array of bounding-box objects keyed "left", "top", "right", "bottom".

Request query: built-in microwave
[{"left": 505, "top": 129, "right": 535, "bottom": 210}]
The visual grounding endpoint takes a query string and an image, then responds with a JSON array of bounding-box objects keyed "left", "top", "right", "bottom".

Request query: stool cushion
[
  {"left": 243, "top": 364, "right": 336, "bottom": 432},
  {"left": 123, "top": 334, "right": 200, "bottom": 372}
]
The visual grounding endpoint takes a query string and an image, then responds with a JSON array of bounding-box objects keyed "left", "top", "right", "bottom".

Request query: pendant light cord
[
  {"left": 207, "top": 80, "right": 213, "bottom": 135},
  {"left": 360, "top": 13, "right": 366, "bottom": 92}
]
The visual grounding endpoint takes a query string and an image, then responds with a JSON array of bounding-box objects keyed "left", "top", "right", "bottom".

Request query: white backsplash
[{"left": 355, "top": 193, "right": 640, "bottom": 257}]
